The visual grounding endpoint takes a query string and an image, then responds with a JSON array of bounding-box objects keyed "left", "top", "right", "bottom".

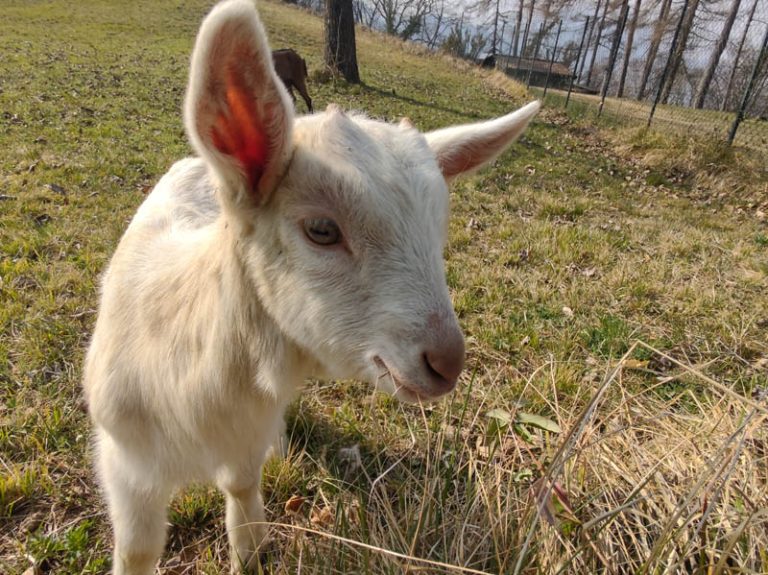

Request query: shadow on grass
[{"left": 359, "top": 82, "right": 483, "bottom": 121}]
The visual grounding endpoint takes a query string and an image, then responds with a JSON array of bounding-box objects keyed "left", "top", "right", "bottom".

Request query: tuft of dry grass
[
  {"left": 611, "top": 127, "right": 768, "bottom": 218},
  {"left": 546, "top": 89, "right": 768, "bottom": 154},
  {"left": 538, "top": 90, "right": 768, "bottom": 219},
  {"left": 2, "top": 0, "right": 767, "bottom": 573},
  {"left": 234, "top": 342, "right": 767, "bottom": 574},
  {"left": 513, "top": 341, "right": 767, "bottom": 573}
]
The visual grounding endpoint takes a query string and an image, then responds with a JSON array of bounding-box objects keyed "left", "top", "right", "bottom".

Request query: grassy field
[
  {"left": 537, "top": 88, "right": 768, "bottom": 154},
  {"left": 1, "top": 1, "right": 767, "bottom": 573}
]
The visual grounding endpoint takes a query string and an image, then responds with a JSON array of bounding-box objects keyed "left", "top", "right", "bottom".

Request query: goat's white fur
[{"left": 83, "top": 1, "right": 539, "bottom": 573}]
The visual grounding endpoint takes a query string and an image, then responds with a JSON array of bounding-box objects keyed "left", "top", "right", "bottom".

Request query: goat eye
[{"left": 303, "top": 218, "right": 342, "bottom": 246}]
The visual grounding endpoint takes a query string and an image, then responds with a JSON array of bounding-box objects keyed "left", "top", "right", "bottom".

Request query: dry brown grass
[
  {"left": 515, "top": 341, "right": 768, "bottom": 573},
  {"left": 2, "top": 0, "right": 767, "bottom": 573},
  {"left": 551, "top": 90, "right": 768, "bottom": 154},
  {"left": 203, "top": 343, "right": 767, "bottom": 574}
]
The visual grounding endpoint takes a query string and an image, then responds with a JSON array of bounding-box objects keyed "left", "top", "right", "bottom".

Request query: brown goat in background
[{"left": 272, "top": 48, "right": 313, "bottom": 113}]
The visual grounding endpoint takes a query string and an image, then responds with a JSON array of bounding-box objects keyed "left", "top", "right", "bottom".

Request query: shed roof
[{"left": 496, "top": 55, "right": 572, "bottom": 77}]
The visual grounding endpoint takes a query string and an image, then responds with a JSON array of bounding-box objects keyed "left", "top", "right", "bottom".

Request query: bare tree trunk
[
  {"left": 567, "top": 16, "right": 590, "bottom": 106},
  {"left": 637, "top": 0, "right": 672, "bottom": 100},
  {"left": 491, "top": 0, "right": 501, "bottom": 55},
  {"left": 513, "top": 0, "right": 524, "bottom": 57},
  {"left": 600, "top": 0, "right": 629, "bottom": 111},
  {"left": 524, "top": 0, "right": 536, "bottom": 57},
  {"left": 424, "top": 0, "right": 447, "bottom": 49},
  {"left": 647, "top": 0, "right": 688, "bottom": 125},
  {"left": 693, "top": 0, "right": 741, "bottom": 109},
  {"left": 660, "top": 0, "right": 699, "bottom": 104},
  {"left": 729, "top": 23, "right": 768, "bottom": 142},
  {"left": 722, "top": 0, "right": 757, "bottom": 110},
  {"left": 325, "top": 0, "right": 360, "bottom": 83},
  {"left": 616, "top": 0, "right": 641, "bottom": 97},
  {"left": 352, "top": 0, "right": 363, "bottom": 23},
  {"left": 585, "top": 0, "right": 610, "bottom": 88},
  {"left": 578, "top": 0, "right": 602, "bottom": 82}
]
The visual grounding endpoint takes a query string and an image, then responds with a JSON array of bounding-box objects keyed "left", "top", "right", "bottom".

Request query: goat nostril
[{"left": 423, "top": 348, "right": 464, "bottom": 389}]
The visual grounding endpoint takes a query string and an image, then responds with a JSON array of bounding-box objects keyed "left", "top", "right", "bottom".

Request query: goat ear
[
  {"left": 184, "top": 0, "right": 293, "bottom": 208},
  {"left": 425, "top": 101, "right": 540, "bottom": 181}
]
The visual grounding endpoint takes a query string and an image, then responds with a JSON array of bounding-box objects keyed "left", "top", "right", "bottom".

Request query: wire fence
[
  {"left": 285, "top": 0, "right": 768, "bottom": 151},
  {"left": 490, "top": 0, "right": 768, "bottom": 153}
]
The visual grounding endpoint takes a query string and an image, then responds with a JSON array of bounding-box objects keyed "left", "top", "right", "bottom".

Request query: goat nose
[{"left": 423, "top": 332, "right": 465, "bottom": 390}]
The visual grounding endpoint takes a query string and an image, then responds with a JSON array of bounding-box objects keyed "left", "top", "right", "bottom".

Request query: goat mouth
[{"left": 372, "top": 356, "right": 439, "bottom": 402}]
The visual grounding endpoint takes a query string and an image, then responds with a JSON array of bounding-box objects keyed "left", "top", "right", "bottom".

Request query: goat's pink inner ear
[{"left": 210, "top": 66, "right": 269, "bottom": 194}]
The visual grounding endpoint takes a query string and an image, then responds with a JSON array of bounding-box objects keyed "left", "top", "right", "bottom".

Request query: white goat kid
[{"left": 82, "top": 1, "right": 539, "bottom": 573}]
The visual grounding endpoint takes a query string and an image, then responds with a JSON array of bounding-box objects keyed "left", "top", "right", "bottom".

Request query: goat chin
[{"left": 82, "top": 1, "right": 540, "bottom": 573}]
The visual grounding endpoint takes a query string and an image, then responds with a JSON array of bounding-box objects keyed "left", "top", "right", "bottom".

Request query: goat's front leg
[
  {"left": 97, "top": 433, "right": 171, "bottom": 575},
  {"left": 266, "top": 416, "right": 288, "bottom": 461},
  {"left": 218, "top": 466, "right": 267, "bottom": 574}
]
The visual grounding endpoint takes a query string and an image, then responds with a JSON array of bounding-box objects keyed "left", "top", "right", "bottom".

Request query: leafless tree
[
  {"left": 441, "top": 18, "right": 488, "bottom": 60},
  {"left": 721, "top": 0, "right": 758, "bottom": 110},
  {"left": 512, "top": 0, "right": 524, "bottom": 56},
  {"left": 326, "top": 0, "right": 361, "bottom": 82},
  {"left": 637, "top": 0, "right": 672, "bottom": 100},
  {"left": 467, "top": 0, "right": 504, "bottom": 55},
  {"left": 419, "top": 0, "right": 451, "bottom": 49},
  {"left": 616, "top": 0, "right": 641, "bottom": 97},
  {"left": 523, "top": 0, "right": 536, "bottom": 56},
  {"left": 693, "top": 0, "right": 742, "bottom": 109},
  {"left": 368, "top": 0, "right": 436, "bottom": 40},
  {"left": 578, "top": 0, "right": 602, "bottom": 81},
  {"left": 601, "top": 0, "right": 629, "bottom": 102},
  {"left": 353, "top": 0, "right": 373, "bottom": 25},
  {"left": 660, "top": 0, "right": 700, "bottom": 104},
  {"left": 585, "top": 0, "right": 612, "bottom": 88},
  {"left": 726, "top": 39, "right": 768, "bottom": 116},
  {"left": 492, "top": 0, "right": 503, "bottom": 55}
]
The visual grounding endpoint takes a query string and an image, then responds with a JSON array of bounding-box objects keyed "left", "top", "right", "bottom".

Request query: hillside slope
[{"left": 1, "top": 1, "right": 766, "bottom": 573}]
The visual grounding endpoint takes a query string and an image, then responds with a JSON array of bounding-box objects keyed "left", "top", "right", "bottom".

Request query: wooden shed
[{"left": 495, "top": 54, "right": 575, "bottom": 90}]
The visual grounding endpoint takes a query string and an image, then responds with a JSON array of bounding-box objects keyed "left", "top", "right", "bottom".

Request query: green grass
[
  {"left": 537, "top": 86, "right": 768, "bottom": 153},
  {"left": 2, "top": 1, "right": 767, "bottom": 574}
]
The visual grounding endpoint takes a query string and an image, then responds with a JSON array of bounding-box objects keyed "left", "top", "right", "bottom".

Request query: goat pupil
[{"left": 304, "top": 218, "right": 340, "bottom": 245}]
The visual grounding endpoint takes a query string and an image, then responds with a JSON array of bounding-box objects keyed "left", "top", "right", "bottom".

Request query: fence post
[
  {"left": 543, "top": 20, "right": 562, "bottom": 98},
  {"left": 526, "top": 21, "right": 545, "bottom": 88},
  {"left": 566, "top": 16, "right": 590, "bottom": 109},
  {"left": 728, "top": 24, "right": 768, "bottom": 144},
  {"left": 648, "top": 0, "right": 689, "bottom": 128},
  {"left": 598, "top": 0, "right": 629, "bottom": 117}
]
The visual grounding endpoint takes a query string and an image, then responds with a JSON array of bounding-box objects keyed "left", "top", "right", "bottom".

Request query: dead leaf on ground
[
  {"left": 284, "top": 495, "right": 306, "bottom": 515},
  {"left": 310, "top": 506, "right": 334, "bottom": 527}
]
